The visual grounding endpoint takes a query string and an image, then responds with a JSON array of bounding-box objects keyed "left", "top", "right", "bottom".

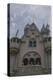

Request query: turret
[
  {"left": 41, "top": 24, "right": 50, "bottom": 37},
  {"left": 24, "top": 24, "right": 30, "bottom": 36},
  {"left": 10, "top": 37, "right": 21, "bottom": 54},
  {"left": 41, "top": 24, "right": 51, "bottom": 53}
]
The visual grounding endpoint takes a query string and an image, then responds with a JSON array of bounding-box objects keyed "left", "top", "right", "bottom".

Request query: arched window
[
  {"left": 23, "top": 58, "right": 28, "bottom": 65},
  {"left": 36, "top": 58, "right": 41, "bottom": 65},
  {"left": 29, "top": 58, "right": 34, "bottom": 65}
]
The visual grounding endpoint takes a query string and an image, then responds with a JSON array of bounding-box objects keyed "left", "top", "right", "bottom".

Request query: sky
[{"left": 10, "top": 4, "right": 51, "bottom": 38}]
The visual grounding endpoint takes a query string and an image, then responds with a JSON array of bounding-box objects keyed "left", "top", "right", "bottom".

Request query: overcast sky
[{"left": 10, "top": 4, "right": 51, "bottom": 38}]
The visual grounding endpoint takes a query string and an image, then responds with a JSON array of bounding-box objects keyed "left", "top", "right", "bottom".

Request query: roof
[
  {"left": 24, "top": 22, "right": 39, "bottom": 32},
  {"left": 30, "top": 23, "right": 39, "bottom": 32},
  {"left": 41, "top": 24, "right": 50, "bottom": 35}
]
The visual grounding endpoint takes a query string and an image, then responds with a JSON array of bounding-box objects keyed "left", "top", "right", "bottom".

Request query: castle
[{"left": 9, "top": 22, "right": 51, "bottom": 76}]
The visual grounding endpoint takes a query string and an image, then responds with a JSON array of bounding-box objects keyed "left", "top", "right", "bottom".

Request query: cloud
[{"left": 10, "top": 4, "right": 51, "bottom": 38}]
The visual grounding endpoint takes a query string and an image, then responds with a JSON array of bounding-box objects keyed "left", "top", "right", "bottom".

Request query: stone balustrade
[{"left": 10, "top": 65, "right": 51, "bottom": 76}]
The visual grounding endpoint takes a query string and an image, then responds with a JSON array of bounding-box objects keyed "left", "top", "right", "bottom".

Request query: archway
[{"left": 23, "top": 51, "right": 41, "bottom": 66}]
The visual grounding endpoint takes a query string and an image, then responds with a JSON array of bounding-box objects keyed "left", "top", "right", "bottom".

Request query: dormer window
[{"left": 29, "top": 40, "right": 36, "bottom": 47}]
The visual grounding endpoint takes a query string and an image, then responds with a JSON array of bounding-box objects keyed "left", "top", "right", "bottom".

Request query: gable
[{"left": 22, "top": 23, "right": 40, "bottom": 40}]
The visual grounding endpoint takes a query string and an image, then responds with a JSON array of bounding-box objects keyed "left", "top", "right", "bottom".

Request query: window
[
  {"left": 29, "top": 41, "right": 32, "bottom": 47},
  {"left": 44, "top": 38, "right": 47, "bottom": 42},
  {"left": 17, "top": 39, "right": 19, "bottom": 43},
  {"left": 32, "top": 32, "right": 34, "bottom": 35},
  {"left": 29, "top": 58, "right": 35, "bottom": 65},
  {"left": 23, "top": 58, "right": 28, "bottom": 65},
  {"left": 11, "top": 39, "right": 15, "bottom": 42},
  {"left": 29, "top": 40, "right": 36, "bottom": 47},
  {"left": 36, "top": 58, "right": 41, "bottom": 65},
  {"left": 33, "top": 41, "right": 36, "bottom": 47},
  {"left": 11, "top": 39, "right": 12, "bottom": 42},
  {"left": 48, "top": 37, "right": 51, "bottom": 41}
]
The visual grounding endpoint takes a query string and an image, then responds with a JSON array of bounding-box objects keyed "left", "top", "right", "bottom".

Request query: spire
[
  {"left": 46, "top": 24, "right": 49, "bottom": 29},
  {"left": 15, "top": 29, "right": 19, "bottom": 37},
  {"left": 41, "top": 24, "right": 45, "bottom": 32},
  {"left": 46, "top": 24, "right": 50, "bottom": 35},
  {"left": 41, "top": 24, "right": 50, "bottom": 35}
]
